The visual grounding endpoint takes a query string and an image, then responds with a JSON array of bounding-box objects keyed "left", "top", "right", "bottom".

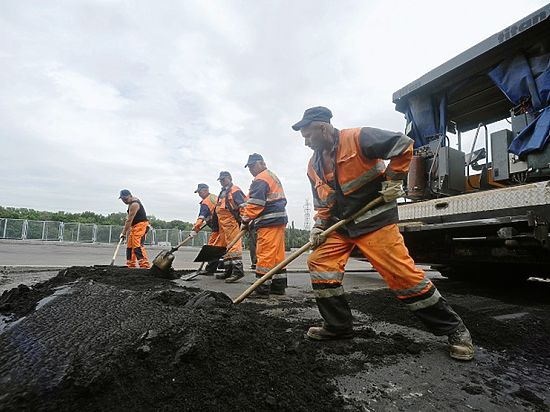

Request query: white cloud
[{"left": 0, "top": 0, "right": 547, "bottom": 227}]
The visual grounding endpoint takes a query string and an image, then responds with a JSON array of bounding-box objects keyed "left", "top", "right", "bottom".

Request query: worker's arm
[
  {"left": 192, "top": 203, "right": 210, "bottom": 232},
  {"left": 232, "top": 188, "right": 248, "bottom": 214},
  {"left": 241, "top": 178, "right": 268, "bottom": 221},
  {"left": 121, "top": 203, "right": 139, "bottom": 238},
  {"left": 359, "top": 127, "right": 413, "bottom": 181},
  {"left": 307, "top": 170, "right": 333, "bottom": 229}
]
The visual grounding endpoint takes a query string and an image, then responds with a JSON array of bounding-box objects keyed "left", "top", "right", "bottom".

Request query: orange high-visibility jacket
[
  {"left": 216, "top": 183, "right": 247, "bottom": 222},
  {"left": 307, "top": 127, "right": 413, "bottom": 238},
  {"left": 242, "top": 169, "right": 288, "bottom": 228},
  {"left": 193, "top": 193, "right": 219, "bottom": 232}
]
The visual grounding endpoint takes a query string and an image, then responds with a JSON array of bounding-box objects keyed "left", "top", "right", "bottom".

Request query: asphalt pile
[
  {"left": 3, "top": 266, "right": 548, "bottom": 411},
  {"left": 0, "top": 266, "right": 420, "bottom": 412}
]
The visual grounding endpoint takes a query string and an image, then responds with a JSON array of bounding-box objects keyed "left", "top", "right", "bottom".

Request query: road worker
[
  {"left": 215, "top": 171, "right": 247, "bottom": 282},
  {"left": 292, "top": 106, "right": 474, "bottom": 361},
  {"left": 191, "top": 183, "right": 222, "bottom": 275},
  {"left": 241, "top": 153, "right": 288, "bottom": 297},
  {"left": 119, "top": 189, "right": 150, "bottom": 269}
]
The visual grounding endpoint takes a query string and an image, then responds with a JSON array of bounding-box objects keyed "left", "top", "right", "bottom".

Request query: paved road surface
[
  {"left": 0, "top": 239, "right": 378, "bottom": 271},
  {"left": 1, "top": 239, "right": 428, "bottom": 295}
]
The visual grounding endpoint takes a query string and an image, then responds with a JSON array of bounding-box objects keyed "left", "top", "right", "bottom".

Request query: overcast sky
[{"left": 0, "top": 0, "right": 546, "bottom": 228}]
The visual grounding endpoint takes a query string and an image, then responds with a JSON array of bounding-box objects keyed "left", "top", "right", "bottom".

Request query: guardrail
[{"left": 0, "top": 218, "right": 210, "bottom": 247}]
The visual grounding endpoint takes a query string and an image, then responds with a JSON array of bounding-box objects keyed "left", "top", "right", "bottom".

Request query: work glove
[
  {"left": 309, "top": 227, "right": 327, "bottom": 248},
  {"left": 379, "top": 180, "right": 404, "bottom": 203},
  {"left": 189, "top": 231, "right": 198, "bottom": 238},
  {"left": 119, "top": 233, "right": 126, "bottom": 241}
]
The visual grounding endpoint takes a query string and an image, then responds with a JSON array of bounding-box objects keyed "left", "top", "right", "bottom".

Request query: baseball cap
[
  {"left": 292, "top": 106, "right": 333, "bottom": 131},
  {"left": 217, "top": 171, "right": 231, "bottom": 180},
  {"left": 194, "top": 183, "right": 209, "bottom": 193},
  {"left": 244, "top": 153, "right": 264, "bottom": 168},
  {"left": 119, "top": 189, "right": 132, "bottom": 199}
]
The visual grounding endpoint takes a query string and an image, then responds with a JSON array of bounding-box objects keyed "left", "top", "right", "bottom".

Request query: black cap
[
  {"left": 244, "top": 153, "right": 264, "bottom": 168},
  {"left": 119, "top": 189, "right": 132, "bottom": 199},
  {"left": 292, "top": 106, "right": 333, "bottom": 131},
  {"left": 217, "top": 171, "right": 231, "bottom": 181},
  {"left": 194, "top": 183, "right": 209, "bottom": 193}
]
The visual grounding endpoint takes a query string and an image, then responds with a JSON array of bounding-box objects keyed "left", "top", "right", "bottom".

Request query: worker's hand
[
  {"left": 309, "top": 227, "right": 326, "bottom": 248},
  {"left": 189, "top": 231, "right": 198, "bottom": 238},
  {"left": 119, "top": 233, "right": 126, "bottom": 241},
  {"left": 240, "top": 216, "right": 250, "bottom": 231},
  {"left": 379, "top": 180, "right": 404, "bottom": 203}
]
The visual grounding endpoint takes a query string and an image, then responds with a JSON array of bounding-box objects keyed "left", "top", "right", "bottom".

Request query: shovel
[
  {"left": 192, "top": 227, "right": 248, "bottom": 263},
  {"left": 180, "top": 228, "right": 247, "bottom": 281},
  {"left": 150, "top": 223, "right": 206, "bottom": 275},
  {"left": 233, "top": 196, "right": 385, "bottom": 304},
  {"left": 110, "top": 237, "right": 124, "bottom": 266}
]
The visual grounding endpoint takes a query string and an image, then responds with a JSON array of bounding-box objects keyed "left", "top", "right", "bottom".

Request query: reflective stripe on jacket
[
  {"left": 242, "top": 169, "right": 288, "bottom": 228},
  {"left": 193, "top": 193, "right": 219, "bottom": 232},
  {"left": 307, "top": 127, "right": 413, "bottom": 238}
]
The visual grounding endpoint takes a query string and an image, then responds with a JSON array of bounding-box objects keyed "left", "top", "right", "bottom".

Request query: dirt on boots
[
  {"left": 448, "top": 323, "right": 475, "bottom": 361},
  {"left": 225, "top": 261, "right": 244, "bottom": 283}
]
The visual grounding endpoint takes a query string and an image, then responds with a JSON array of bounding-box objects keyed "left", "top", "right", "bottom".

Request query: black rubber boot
[
  {"left": 249, "top": 283, "right": 270, "bottom": 299},
  {"left": 215, "top": 261, "right": 232, "bottom": 279},
  {"left": 225, "top": 261, "right": 245, "bottom": 283},
  {"left": 204, "top": 260, "right": 218, "bottom": 276},
  {"left": 270, "top": 276, "right": 287, "bottom": 295}
]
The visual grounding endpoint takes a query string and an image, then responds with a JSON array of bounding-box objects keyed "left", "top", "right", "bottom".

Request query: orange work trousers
[
  {"left": 255, "top": 224, "right": 286, "bottom": 271},
  {"left": 308, "top": 224, "right": 427, "bottom": 295},
  {"left": 216, "top": 208, "right": 242, "bottom": 261},
  {"left": 208, "top": 231, "right": 223, "bottom": 246},
  {"left": 126, "top": 221, "right": 150, "bottom": 268},
  {"left": 307, "top": 224, "right": 460, "bottom": 335}
]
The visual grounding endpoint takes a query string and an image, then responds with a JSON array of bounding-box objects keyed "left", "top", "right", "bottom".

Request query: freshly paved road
[{"left": 0, "top": 239, "right": 441, "bottom": 296}]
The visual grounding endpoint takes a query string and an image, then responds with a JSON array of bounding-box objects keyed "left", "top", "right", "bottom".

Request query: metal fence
[{"left": 0, "top": 218, "right": 210, "bottom": 247}]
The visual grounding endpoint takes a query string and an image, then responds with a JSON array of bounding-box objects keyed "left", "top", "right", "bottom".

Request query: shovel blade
[
  {"left": 180, "top": 271, "right": 200, "bottom": 281},
  {"left": 152, "top": 249, "right": 175, "bottom": 272},
  {"left": 194, "top": 245, "right": 226, "bottom": 262}
]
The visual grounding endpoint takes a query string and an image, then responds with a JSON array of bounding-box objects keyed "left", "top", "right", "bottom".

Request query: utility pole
[{"left": 303, "top": 198, "right": 311, "bottom": 231}]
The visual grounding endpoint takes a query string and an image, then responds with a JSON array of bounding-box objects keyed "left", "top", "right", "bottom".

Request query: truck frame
[{"left": 393, "top": 4, "right": 550, "bottom": 281}]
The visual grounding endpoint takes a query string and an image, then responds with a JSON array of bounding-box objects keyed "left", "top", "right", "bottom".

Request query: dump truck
[{"left": 393, "top": 4, "right": 550, "bottom": 281}]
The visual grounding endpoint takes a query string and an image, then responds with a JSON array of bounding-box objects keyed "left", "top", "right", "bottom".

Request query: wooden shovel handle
[
  {"left": 232, "top": 196, "right": 385, "bottom": 304},
  {"left": 110, "top": 237, "right": 124, "bottom": 265},
  {"left": 223, "top": 228, "right": 247, "bottom": 257},
  {"left": 171, "top": 222, "right": 208, "bottom": 253}
]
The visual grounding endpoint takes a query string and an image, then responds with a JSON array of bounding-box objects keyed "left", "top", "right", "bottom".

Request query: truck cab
[{"left": 393, "top": 5, "right": 550, "bottom": 281}]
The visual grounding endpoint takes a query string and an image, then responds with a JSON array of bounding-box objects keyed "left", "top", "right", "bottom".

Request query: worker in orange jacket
[
  {"left": 292, "top": 106, "right": 474, "bottom": 361},
  {"left": 215, "top": 171, "right": 247, "bottom": 282},
  {"left": 241, "top": 153, "right": 288, "bottom": 297},
  {"left": 119, "top": 189, "right": 150, "bottom": 269},
  {"left": 191, "top": 183, "right": 222, "bottom": 275}
]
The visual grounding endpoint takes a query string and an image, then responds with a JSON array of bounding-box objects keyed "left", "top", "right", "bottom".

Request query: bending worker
[
  {"left": 191, "top": 183, "right": 222, "bottom": 275},
  {"left": 215, "top": 171, "right": 247, "bottom": 283},
  {"left": 292, "top": 106, "right": 474, "bottom": 361},
  {"left": 241, "top": 153, "right": 288, "bottom": 297},
  {"left": 119, "top": 189, "right": 150, "bottom": 269}
]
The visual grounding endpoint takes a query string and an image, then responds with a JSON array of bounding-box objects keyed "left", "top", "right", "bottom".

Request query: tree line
[
  {"left": 0, "top": 206, "right": 311, "bottom": 248},
  {"left": 0, "top": 206, "right": 193, "bottom": 230}
]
